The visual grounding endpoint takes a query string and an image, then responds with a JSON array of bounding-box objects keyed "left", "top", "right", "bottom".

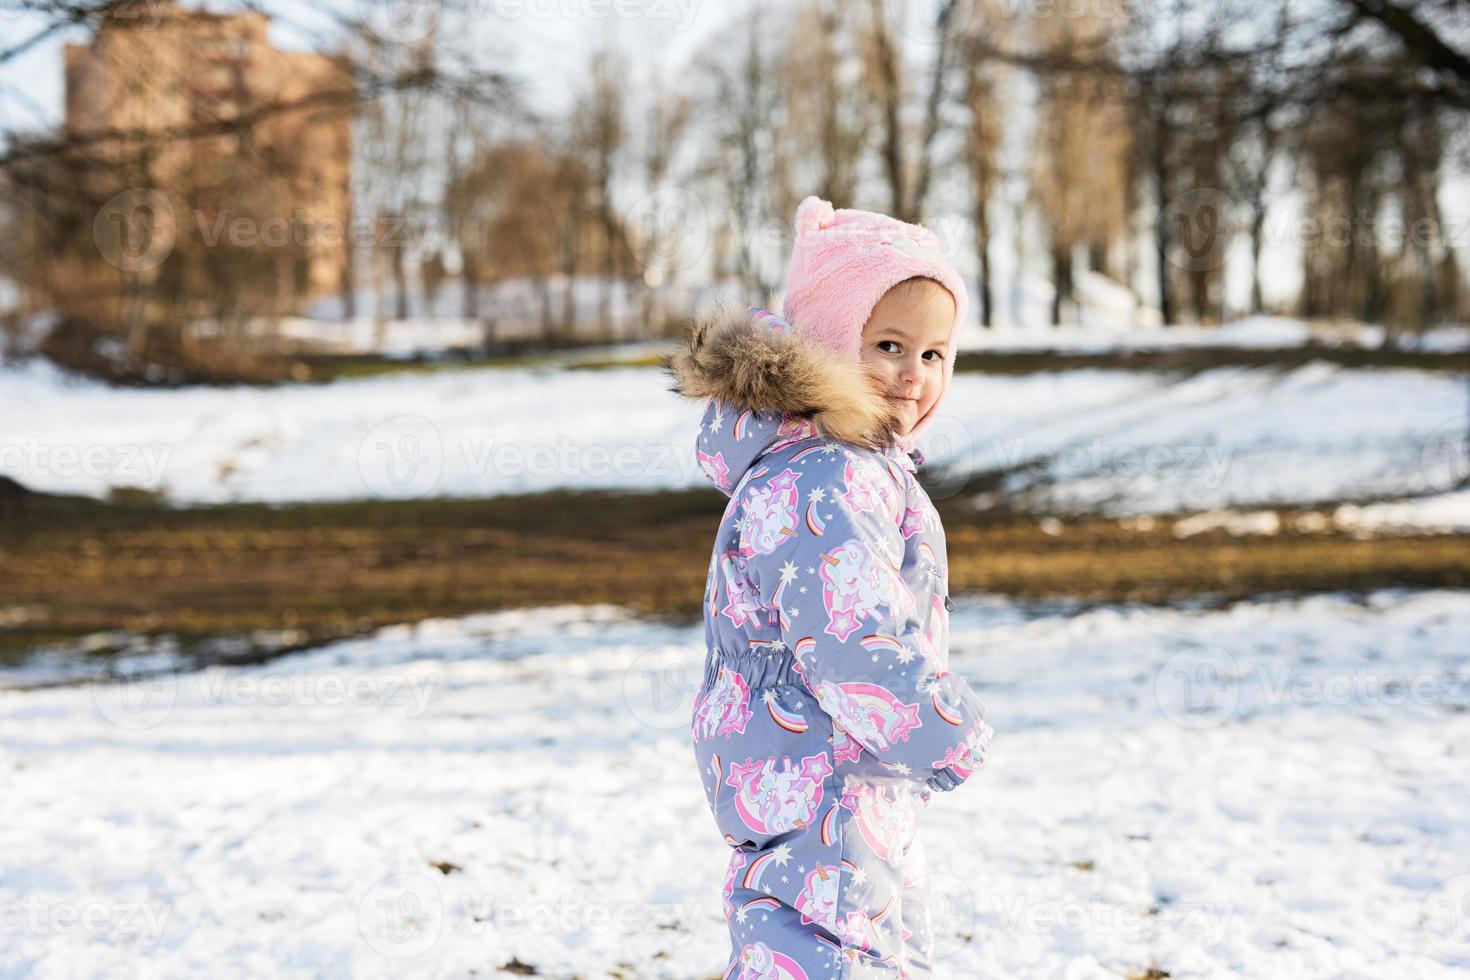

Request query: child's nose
[{"left": 898, "top": 359, "right": 922, "bottom": 389}]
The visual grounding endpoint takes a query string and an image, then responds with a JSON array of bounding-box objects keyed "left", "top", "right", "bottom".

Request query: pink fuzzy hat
[{"left": 780, "top": 195, "right": 967, "bottom": 450}]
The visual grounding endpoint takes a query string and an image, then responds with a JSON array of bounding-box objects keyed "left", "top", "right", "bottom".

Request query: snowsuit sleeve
[{"left": 739, "top": 448, "right": 993, "bottom": 793}]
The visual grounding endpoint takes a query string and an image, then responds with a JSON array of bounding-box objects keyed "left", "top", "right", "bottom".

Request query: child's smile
[{"left": 859, "top": 278, "right": 956, "bottom": 435}]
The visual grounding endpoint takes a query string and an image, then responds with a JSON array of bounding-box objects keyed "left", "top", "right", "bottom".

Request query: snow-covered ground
[
  {"left": 2, "top": 353, "right": 1466, "bottom": 523},
  {"left": 1, "top": 590, "right": 1467, "bottom": 978}
]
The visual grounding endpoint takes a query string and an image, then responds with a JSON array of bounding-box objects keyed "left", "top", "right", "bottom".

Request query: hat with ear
[{"left": 780, "top": 195, "right": 967, "bottom": 448}]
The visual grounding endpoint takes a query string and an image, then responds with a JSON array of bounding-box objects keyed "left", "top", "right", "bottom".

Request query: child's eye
[
  {"left": 923, "top": 350, "right": 943, "bottom": 361},
  {"left": 876, "top": 340, "right": 900, "bottom": 354}
]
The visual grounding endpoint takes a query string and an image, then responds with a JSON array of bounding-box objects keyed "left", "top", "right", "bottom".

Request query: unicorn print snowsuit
[{"left": 666, "top": 305, "right": 994, "bottom": 979}]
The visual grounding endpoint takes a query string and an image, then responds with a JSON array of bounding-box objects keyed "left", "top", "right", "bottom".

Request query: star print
[
  {"left": 809, "top": 487, "right": 826, "bottom": 503},
  {"left": 896, "top": 646, "right": 917, "bottom": 664},
  {"left": 779, "top": 560, "right": 799, "bottom": 584},
  {"left": 736, "top": 907, "right": 749, "bottom": 923},
  {"left": 806, "top": 566, "right": 816, "bottom": 575},
  {"left": 772, "top": 843, "right": 794, "bottom": 865}
]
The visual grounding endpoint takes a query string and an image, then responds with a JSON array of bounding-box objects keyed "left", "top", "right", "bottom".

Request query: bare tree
[
  {"left": 570, "top": 44, "right": 629, "bottom": 341},
  {"left": 1028, "top": 8, "right": 1130, "bottom": 325}
]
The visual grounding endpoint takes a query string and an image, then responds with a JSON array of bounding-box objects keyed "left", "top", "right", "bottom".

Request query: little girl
[{"left": 666, "top": 196, "right": 993, "bottom": 979}]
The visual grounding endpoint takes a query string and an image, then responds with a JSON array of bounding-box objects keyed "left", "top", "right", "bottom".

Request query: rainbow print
[
  {"left": 743, "top": 852, "right": 785, "bottom": 891},
  {"left": 859, "top": 634, "right": 904, "bottom": 657},
  {"left": 932, "top": 689, "right": 965, "bottom": 726},
  {"left": 790, "top": 443, "right": 826, "bottom": 463},
  {"left": 804, "top": 497, "right": 828, "bottom": 535},
  {"left": 820, "top": 804, "right": 841, "bottom": 846},
  {"left": 733, "top": 409, "right": 755, "bottom": 441},
  {"left": 740, "top": 896, "right": 783, "bottom": 914},
  {"left": 768, "top": 698, "right": 809, "bottom": 733}
]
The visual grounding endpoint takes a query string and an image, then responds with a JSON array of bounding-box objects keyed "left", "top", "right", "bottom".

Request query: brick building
[{"left": 61, "top": 0, "right": 352, "bottom": 315}]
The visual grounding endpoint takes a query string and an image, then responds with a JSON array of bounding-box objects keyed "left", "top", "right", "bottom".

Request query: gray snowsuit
[{"left": 665, "top": 305, "right": 994, "bottom": 979}]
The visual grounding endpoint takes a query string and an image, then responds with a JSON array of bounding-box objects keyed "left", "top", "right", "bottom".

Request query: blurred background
[{"left": 1, "top": 1, "right": 1468, "bottom": 977}]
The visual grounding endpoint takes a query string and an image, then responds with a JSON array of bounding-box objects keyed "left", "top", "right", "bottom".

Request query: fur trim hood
[{"left": 662, "top": 304, "right": 922, "bottom": 496}]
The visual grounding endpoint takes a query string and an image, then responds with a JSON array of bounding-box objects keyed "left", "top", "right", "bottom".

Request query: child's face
[{"left": 859, "top": 280, "right": 955, "bottom": 435}]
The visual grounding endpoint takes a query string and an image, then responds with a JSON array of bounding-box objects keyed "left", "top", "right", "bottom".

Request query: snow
[
  {"left": 2, "top": 352, "right": 1465, "bottom": 517},
  {"left": 1, "top": 589, "right": 1467, "bottom": 978},
  {"left": 955, "top": 313, "right": 1470, "bottom": 354}
]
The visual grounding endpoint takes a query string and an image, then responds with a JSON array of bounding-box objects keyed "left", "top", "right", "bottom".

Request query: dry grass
[{"left": 1, "top": 484, "right": 1465, "bottom": 661}]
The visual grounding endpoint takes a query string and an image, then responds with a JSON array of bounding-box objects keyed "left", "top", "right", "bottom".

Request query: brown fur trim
[{"left": 661, "top": 302, "right": 903, "bottom": 451}]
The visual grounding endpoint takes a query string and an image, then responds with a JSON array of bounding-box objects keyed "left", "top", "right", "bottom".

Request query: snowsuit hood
[{"left": 664, "top": 303, "right": 927, "bottom": 497}]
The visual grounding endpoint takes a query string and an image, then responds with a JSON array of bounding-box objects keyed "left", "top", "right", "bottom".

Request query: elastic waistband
[{"left": 704, "top": 645, "right": 806, "bottom": 691}]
